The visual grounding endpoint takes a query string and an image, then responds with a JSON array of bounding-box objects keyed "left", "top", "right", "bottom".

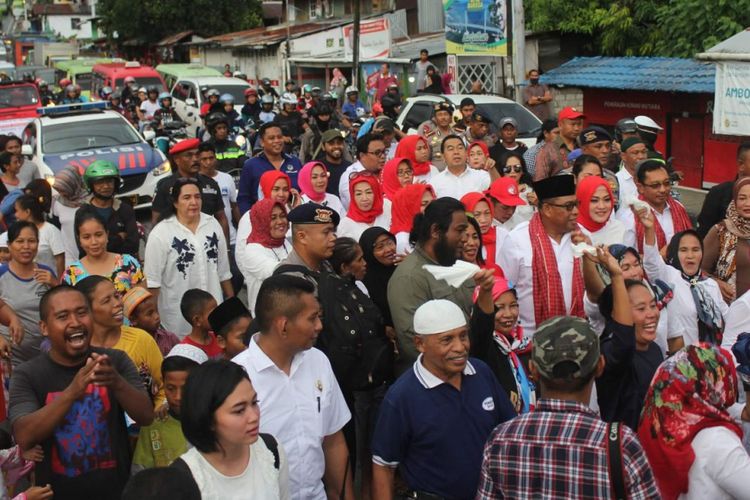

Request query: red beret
[{"left": 169, "top": 138, "right": 201, "bottom": 155}]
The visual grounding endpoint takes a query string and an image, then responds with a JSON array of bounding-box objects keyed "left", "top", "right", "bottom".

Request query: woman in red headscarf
[
  {"left": 239, "top": 198, "right": 292, "bottom": 313},
  {"left": 381, "top": 157, "right": 414, "bottom": 200},
  {"left": 394, "top": 135, "right": 439, "bottom": 183},
  {"left": 297, "top": 161, "right": 345, "bottom": 215},
  {"left": 338, "top": 172, "right": 391, "bottom": 241},
  {"left": 461, "top": 192, "right": 508, "bottom": 271},
  {"left": 259, "top": 170, "right": 302, "bottom": 211},
  {"left": 576, "top": 175, "right": 625, "bottom": 246},
  {"left": 390, "top": 183, "right": 436, "bottom": 254},
  {"left": 467, "top": 141, "right": 490, "bottom": 170}
]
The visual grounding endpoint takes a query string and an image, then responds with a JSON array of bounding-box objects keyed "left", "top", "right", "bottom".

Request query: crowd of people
[{"left": 0, "top": 59, "right": 749, "bottom": 500}]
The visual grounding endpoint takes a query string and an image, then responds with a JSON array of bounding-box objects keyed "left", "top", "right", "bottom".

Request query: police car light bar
[{"left": 37, "top": 101, "right": 109, "bottom": 116}]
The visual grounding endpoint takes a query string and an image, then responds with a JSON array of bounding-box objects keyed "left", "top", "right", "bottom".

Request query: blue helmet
[{"left": 219, "top": 93, "right": 234, "bottom": 104}]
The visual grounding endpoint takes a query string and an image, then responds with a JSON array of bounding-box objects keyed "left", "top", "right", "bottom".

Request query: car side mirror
[
  {"left": 21, "top": 144, "right": 32, "bottom": 156},
  {"left": 143, "top": 130, "right": 156, "bottom": 142},
  {"left": 185, "top": 98, "right": 196, "bottom": 107}
]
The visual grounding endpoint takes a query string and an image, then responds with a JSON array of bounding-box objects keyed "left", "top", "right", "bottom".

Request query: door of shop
[{"left": 669, "top": 115, "right": 704, "bottom": 189}]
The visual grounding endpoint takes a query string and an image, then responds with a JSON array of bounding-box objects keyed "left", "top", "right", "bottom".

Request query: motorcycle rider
[
  {"left": 205, "top": 112, "right": 247, "bottom": 175},
  {"left": 241, "top": 88, "right": 261, "bottom": 127},
  {"left": 73, "top": 84, "right": 89, "bottom": 103},
  {"left": 99, "top": 86, "right": 113, "bottom": 101},
  {"left": 342, "top": 86, "right": 366, "bottom": 121},
  {"left": 276, "top": 92, "right": 307, "bottom": 154},
  {"left": 109, "top": 90, "right": 126, "bottom": 116},
  {"left": 258, "top": 77, "right": 279, "bottom": 100},
  {"left": 60, "top": 84, "right": 84, "bottom": 104},
  {"left": 137, "top": 86, "right": 160, "bottom": 123},
  {"left": 258, "top": 94, "right": 276, "bottom": 124},
  {"left": 37, "top": 80, "right": 55, "bottom": 106},
  {"left": 81, "top": 160, "right": 140, "bottom": 257},
  {"left": 300, "top": 104, "right": 337, "bottom": 163},
  {"left": 219, "top": 93, "right": 244, "bottom": 130},
  {"left": 153, "top": 92, "right": 181, "bottom": 129},
  {"left": 380, "top": 92, "right": 402, "bottom": 121},
  {"left": 200, "top": 88, "right": 221, "bottom": 117},
  {"left": 56, "top": 78, "right": 72, "bottom": 102}
]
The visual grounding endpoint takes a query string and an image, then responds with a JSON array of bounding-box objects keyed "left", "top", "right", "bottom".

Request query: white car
[
  {"left": 20, "top": 102, "right": 170, "bottom": 209},
  {"left": 170, "top": 76, "right": 251, "bottom": 137},
  {"left": 396, "top": 94, "right": 542, "bottom": 148}
]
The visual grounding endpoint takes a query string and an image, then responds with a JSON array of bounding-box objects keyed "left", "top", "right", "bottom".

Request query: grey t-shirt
[
  {"left": 0, "top": 263, "right": 55, "bottom": 366},
  {"left": 18, "top": 159, "right": 40, "bottom": 188},
  {"left": 9, "top": 347, "right": 145, "bottom": 499}
]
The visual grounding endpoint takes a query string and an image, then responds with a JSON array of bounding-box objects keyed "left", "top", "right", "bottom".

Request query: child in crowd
[
  {"left": 0, "top": 152, "right": 22, "bottom": 192},
  {"left": 207, "top": 297, "right": 251, "bottom": 359},
  {"left": 132, "top": 344, "right": 207, "bottom": 473},
  {"left": 123, "top": 287, "right": 180, "bottom": 357},
  {"left": 179, "top": 289, "right": 222, "bottom": 358}
]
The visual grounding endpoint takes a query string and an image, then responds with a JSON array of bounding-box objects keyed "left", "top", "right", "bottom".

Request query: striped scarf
[{"left": 634, "top": 195, "right": 692, "bottom": 254}]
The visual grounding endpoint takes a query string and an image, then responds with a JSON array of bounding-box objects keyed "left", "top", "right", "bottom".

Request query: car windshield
[
  {"left": 115, "top": 77, "right": 165, "bottom": 91},
  {"left": 0, "top": 86, "right": 38, "bottom": 108},
  {"left": 203, "top": 85, "right": 249, "bottom": 104},
  {"left": 74, "top": 72, "right": 94, "bottom": 92},
  {"left": 477, "top": 103, "right": 541, "bottom": 138},
  {"left": 42, "top": 117, "right": 142, "bottom": 154}
]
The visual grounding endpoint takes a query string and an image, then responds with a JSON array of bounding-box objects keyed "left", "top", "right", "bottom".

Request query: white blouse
[
  {"left": 180, "top": 439, "right": 290, "bottom": 500},
  {"left": 144, "top": 214, "right": 231, "bottom": 336},
  {"left": 681, "top": 426, "right": 750, "bottom": 500},
  {"left": 337, "top": 211, "right": 391, "bottom": 242},
  {"left": 300, "top": 193, "right": 345, "bottom": 216},
  {"left": 241, "top": 241, "right": 293, "bottom": 314},
  {"left": 586, "top": 217, "right": 627, "bottom": 247}
]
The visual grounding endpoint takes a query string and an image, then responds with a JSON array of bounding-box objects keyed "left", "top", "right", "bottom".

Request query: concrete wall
[
  {"left": 45, "top": 14, "right": 94, "bottom": 39},
  {"left": 550, "top": 86, "right": 583, "bottom": 114}
]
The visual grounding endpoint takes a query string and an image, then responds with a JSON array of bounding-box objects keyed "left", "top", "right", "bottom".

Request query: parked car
[
  {"left": 156, "top": 63, "right": 222, "bottom": 95},
  {"left": 396, "top": 93, "right": 542, "bottom": 147},
  {"left": 0, "top": 80, "right": 41, "bottom": 137},
  {"left": 170, "top": 76, "right": 251, "bottom": 137},
  {"left": 21, "top": 101, "right": 170, "bottom": 209}
]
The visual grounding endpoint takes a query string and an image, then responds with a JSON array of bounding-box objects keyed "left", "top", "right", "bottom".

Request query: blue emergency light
[{"left": 37, "top": 101, "right": 109, "bottom": 116}]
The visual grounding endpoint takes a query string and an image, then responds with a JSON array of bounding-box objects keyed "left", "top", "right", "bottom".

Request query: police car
[{"left": 20, "top": 101, "right": 170, "bottom": 209}]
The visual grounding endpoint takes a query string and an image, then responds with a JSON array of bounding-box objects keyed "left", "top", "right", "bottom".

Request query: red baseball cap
[
  {"left": 169, "top": 138, "right": 201, "bottom": 156},
  {"left": 558, "top": 106, "right": 586, "bottom": 121},
  {"left": 485, "top": 177, "right": 526, "bottom": 207}
]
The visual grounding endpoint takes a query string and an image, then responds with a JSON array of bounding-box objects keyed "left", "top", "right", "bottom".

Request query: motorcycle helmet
[
  {"left": 302, "top": 84, "right": 312, "bottom": 94},
  {"left": 261, "top": 94, "right": 275, "bottom": 105},
  {"left": 59, "top": 78, "right": 72, "bottom": 88},
  {"left": 262, "top": 78, "right": 272, "bottom": 87},
  {"left": 64, "top": 84, "right": 75, "bottom": 95},
  {"left": 206, "top": 112, "right": 230, "bottom": 131},
  {"left": 311, "top": 104, "right": 333, "bottom": 117},
  {"left": 614, "top": 118, "right": 638, "bottom": 143},
  {"left": 100, "top": 86, "right": 113, "bottom": 99},
  {"left": 73, "top": 84, "right": 82, "bottom": 94},
  {"left": 219, "top": 93, "right": 235, "bottom": 104},
  {"left": 280, "top": 92, "right": 297, "bottom": 107},
  {"left": 111, "top": 90, "right": 122, "bottom": 100},
  {"left": 345, "top": 85, "right": 358, "bottom": 95},
  {"left": 311, "top": 86, "right": 322, "bottom": 97},
  {"left": 124, "top": 76, "right": 136, "bottom": 86},
  {"left": 322, "top": 92, "right": 337, "bottom": 103},
  {"left": 244, "top": 88, "right": 258, "bottom": 97},
  {"left": 147, "top": 86, "right": 159, "bottom": 96},
  {"left": 158, "top": 91, "right": 172, "bottom": 108},
  {"left": 83, "top": 160, "right": 121, "bottom": 194},
  {"left": 205, "top": 88, "right": 221, "bottom": 99},
  {"left": 38, "top": 80, "right": 48, "bottom": 89}
]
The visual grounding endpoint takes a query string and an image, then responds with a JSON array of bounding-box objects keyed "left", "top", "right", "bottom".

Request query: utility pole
[
  {"left": 352, "top": 0, "right": 360, "bottom": 87},
  {"left": 511, "top": 0, "right": 525, "bottom": 103}
]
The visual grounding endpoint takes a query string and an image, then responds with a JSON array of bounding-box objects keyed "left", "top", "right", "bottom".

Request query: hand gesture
[
  {"left": 24, "top": 485, "right": 53, "bottom": 500},
  {"left": 632, "top": 205, "right": 654, "bottom": 229},
  {"left": 33, "top": 267, "right": 56, "bottom": 287},
  {"left": 67, "top": 356, "right": 98, "bottom": 399},
  {"left": 595, "top": 246, "right": 623, "bottom": 277},
  {"left": 22, "top": 445, "right": 44, "bottom": 462},
  {"left": 483, "top": 157, "right": 496, "bottom": 172},
  {"left": 289, "top": 188, "right": 303, "bottom": 208},
  {"left": 89, "top": 353, "right": 120, "bottom": 388},
  {"left": 570, "top": 229, "right": 592, "bottom": 246},
  {"left": 473, "top": 268, "right": 495, "bottom": 292},
  {"left": 525, "top": 189, "right": 538, "bottom": 207}
]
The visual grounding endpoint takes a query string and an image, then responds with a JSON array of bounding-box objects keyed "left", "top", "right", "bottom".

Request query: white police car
[{"left": 20, "top": 101, "right": 171, "bottom": 209}]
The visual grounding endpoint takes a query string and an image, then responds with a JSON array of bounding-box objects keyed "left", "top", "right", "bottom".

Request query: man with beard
[
  {"left": 318, "top": 129, "right": 351, "bottom": 197},
  {"left": 388, "top": 197, "right": 484, "bottom": 373},
  {"left": 9, "top": 286, "right": 153, "bottom": 499},
  {"left": 499, "top": 176, "right": 587, "bottom": 338},
  {"left": 300, "top": 104, "right": 335, "bottom": 163}
]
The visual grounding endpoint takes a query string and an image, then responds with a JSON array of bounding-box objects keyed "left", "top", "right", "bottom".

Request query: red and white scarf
[
  {"left": 634, "top": 195, "right": 692, "bottom": 254},
  {"left": 530, "top": 213, "right": 585, "bottom": 326}
]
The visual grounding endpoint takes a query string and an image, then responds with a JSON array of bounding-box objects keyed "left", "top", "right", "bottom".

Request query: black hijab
[{"left": 360, "top": 227, "right": 397, "bottom": 327}]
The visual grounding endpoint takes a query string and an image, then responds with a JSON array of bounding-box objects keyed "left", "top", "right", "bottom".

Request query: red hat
[
  {"left": 485, "top": 177, "right": 526, "bottom": 207},
  {"left": 558, "top": 106, "right": 586, "bottom": 121},
  {"left": 169, "top": 138, "right": 201, "bottom": 156}
]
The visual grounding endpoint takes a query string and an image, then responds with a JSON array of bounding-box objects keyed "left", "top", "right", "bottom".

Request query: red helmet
[
  {"left": 244, "top": 87, "right": 258, "bottom": 97},
  {"left": 372, "top": 102, "right": 383, "bottom": 116},
  {"left": 59, "top": 78, "right": 72, "bottom": 87}
]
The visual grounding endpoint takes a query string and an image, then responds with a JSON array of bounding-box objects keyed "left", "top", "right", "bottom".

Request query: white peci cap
[
  {"left": 413, "top": 299, "right": 467, "bottom": 335},
  {"left": 166, "top": 344, "right": 208, "bottom": 365}
]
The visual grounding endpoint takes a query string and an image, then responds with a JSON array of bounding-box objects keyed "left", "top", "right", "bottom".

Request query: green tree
[{"left": 97, "top": 0, "right": 263, "bottom": 44}]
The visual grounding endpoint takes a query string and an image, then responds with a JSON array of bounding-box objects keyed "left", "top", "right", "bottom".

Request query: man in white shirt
[
  {"left": 430, "top": 135, "right": 494, "bottom": 200},
  {"left": 338, "top": 133, "right": 386, "bottom": 210},
  {"left": 499, "top": 175, "right": 583, "bottom": 338},
  {"left": 615, "top": 137, "right": 648, "bottom": 216},
  {"left": 233, "top": 274, "right": 353, "bottom": 500}
]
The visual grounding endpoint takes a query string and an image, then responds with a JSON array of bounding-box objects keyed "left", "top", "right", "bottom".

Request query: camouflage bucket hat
[{"left": 532, "top": 316, "right": 600, "bottom": 380}]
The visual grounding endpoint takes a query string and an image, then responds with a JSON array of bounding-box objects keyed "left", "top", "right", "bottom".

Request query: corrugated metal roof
[
  {"left": 156, "top": 31, "right": 194, "bottom": 47},
  {"left": 539, "top": 56, "right": 715, "bottom": 94}
]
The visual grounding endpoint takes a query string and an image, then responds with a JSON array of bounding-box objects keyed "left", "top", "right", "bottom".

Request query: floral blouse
[{"left": 62, "top": 253, "right": 144, "bottom": 295}]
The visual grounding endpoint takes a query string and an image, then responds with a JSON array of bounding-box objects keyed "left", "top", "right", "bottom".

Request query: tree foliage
[
  {"left": 524, "top": 0, "right": 750, "bottom": 57},
  {"left": 97, "top": 0, "right": 263, "bottom": 44}
]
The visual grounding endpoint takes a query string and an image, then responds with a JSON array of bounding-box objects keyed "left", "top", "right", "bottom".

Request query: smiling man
[
  {"left": 372, "top": 299, "right": 515, "bottom": 500},
  {"left": 232, "top": 275, "right": 353, "bottom": 500},
  {"left": 9, "top": 286, "right": 153, "bottom": 500}
]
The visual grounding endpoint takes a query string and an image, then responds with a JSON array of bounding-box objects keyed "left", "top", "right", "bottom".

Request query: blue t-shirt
[
  {"left": 372, "top": 357, "right": 515, "bottom": 499},
  {"left": 237, "top": 152, "right": 302, "bottom": 214},
  {"left": 342, "top": 100, "right": 366, "bottom": 120}
]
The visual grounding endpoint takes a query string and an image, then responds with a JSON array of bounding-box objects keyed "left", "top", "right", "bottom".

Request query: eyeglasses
[
  {"left": 366, "top": 149, "right": 387, "bottom": 157},
  {"left": 503, "top": 165, "right": 523, "bottom": 174},
  {"left": 397, "top": 168, "right": 413, "bottom": 177},
  {"left": 349, "top": 170, "right": 379, "bottom": 180},
  {"left": 643, "top": 181, "right": 672, "bottom": 190},
  {"left": 546, "top": 200, "right": 580, "bottom": 211}
]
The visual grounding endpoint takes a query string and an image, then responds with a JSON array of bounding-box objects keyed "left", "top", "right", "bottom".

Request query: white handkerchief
[
  {"left": 625, "top": 197, "right": 650, "bottom": 212},
  {"left": 422, "top": 260, "right": 480, "bottom": 288},
  {"left": 572, "top": 242, "right": 597, "bottom": 258}
]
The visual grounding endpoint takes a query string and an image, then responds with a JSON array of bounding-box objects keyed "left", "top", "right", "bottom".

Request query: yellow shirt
[{"left": 114, "top": 326, "right": 165, "bottom": 408}]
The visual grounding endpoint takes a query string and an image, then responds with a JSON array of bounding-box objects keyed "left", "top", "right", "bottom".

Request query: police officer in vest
[
  {"left": 204, "top": 112, "right": 247, "bottom": 176},
  {"left": 418, "top": 102, "right": 456, "bottom": 171}
]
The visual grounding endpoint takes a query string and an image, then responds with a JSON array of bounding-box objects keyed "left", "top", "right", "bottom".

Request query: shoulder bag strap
[{"left": 606, "top": 422, "right": 627, "bottom": 500}]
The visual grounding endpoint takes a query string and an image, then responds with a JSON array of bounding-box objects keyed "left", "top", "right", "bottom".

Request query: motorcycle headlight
[{"left": 153, "top": 159, "right": 171, "bottom": 177}]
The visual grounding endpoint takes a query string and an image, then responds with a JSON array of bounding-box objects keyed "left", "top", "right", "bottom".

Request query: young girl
[{"left": 0, "top": 152, "right": 22, "bottom": 192}]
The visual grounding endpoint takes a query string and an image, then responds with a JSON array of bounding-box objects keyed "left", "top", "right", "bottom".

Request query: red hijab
[
  {"left": 468, "top": 141, "right": 489, "bottom": 158},
  {"left": 247, "top": 198, "right": 287, "bottom": 248},
  {"left": 259, "top": 170, "right": 291, "bottom": 200},
  {"left": 382, "top": 157, "right": 411, "bottom": 200},
  {"left": 395, "top": 135, "right": 431, "bottom": 176},
  {"left": 576, "top": 175, "right": 613, "bottom": 232},
  {"left": 461, "top": 192, "right": 498, "bottom": 268},
  {"left": 347, "top": 173, "right": 384, "bottom": 224},
  {"left": 390, "top": 183, "right": 435, "bottom": 234}
]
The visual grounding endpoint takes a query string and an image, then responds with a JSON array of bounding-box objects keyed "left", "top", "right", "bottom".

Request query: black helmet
[
  {"left": 380, "top": 94, "right": 400, "bottom": 110},
  {"left": 311, "top": 104, "right": 333, "bottom": 117},
  {"left": 262, "top": 78, "right": 272, "bottom": 86},
  {"left": 206, "top": 112, "right": 230, "bottom": 131},
  {"left": 147, "top": 86, "right": 159, "bottom": 95},
  {"left": 614, "top": 118, "right": 637, "bottom": 143}
]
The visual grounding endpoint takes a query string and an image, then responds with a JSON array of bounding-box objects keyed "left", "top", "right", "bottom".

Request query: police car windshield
[
  {"left": 204, "top": 85, "right": 249, "bottom": 103},
  {"left": 0, "top": 86, "right": 39, "bottom": 108},
  {"left": 479, "top": 103, "right": 541, "bottom": 138},
  {"left": 42, "top": 118, "right": 143, "bottom": 154}
]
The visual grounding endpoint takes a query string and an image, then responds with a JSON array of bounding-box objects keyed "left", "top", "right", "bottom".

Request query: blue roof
[{"left": 539, "top": 57, "right": 715, "bottom": 94}]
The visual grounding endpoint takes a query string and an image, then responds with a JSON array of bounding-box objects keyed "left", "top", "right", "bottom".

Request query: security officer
[
  {"left": 463, "top": 109, "right": 496, "bottom": 148},
  {"left": 204, "top": 112, "right": 247, "bottom": 175},
  {"left": 418, "top": 102, "right": 456, "bottom": 170}
]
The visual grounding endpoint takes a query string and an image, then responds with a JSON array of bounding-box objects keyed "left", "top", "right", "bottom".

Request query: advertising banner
[
  {"left": 444, "top": 0, "right": 507, "bottom": 56},
  {"left": 714, "top": 62, "right": 750, "bottom": 135},
  {"left": 344, "top": 18, "right": 391, "bottom": 60},
  {"left": 446, "top": 54, "right": 458, "bottom": 94}
]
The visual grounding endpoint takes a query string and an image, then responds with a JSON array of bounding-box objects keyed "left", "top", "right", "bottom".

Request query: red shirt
[{"left": 180, "top": 332, "right": 223, "bottom": 358}]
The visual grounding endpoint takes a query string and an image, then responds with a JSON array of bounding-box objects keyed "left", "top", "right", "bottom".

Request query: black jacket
[
  {"left": 82, "top": 199, "right": 140, "bottom": 258},
  {"left": 696, "top": 179, "right": 734, "bottom": 238}
]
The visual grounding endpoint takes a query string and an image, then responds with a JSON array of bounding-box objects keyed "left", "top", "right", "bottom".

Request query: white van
[{"left": 170, "top": 76, "right": 251, "bottom": 137}]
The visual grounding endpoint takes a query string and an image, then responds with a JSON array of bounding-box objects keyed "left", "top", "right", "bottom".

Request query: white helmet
[
  {"left": 280, "top": 92, "right": 297, "bottom": 106},
  {"left": 634, "top": 115, "right": 663, "bottom": 132},
  {"left": 345, "top": 85, "right": 359, "bottom": 95}
]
